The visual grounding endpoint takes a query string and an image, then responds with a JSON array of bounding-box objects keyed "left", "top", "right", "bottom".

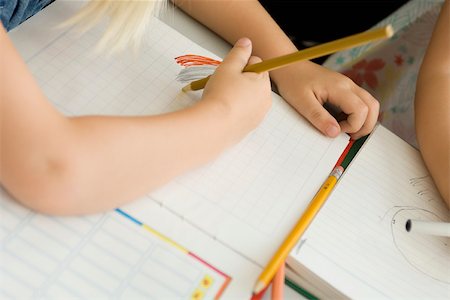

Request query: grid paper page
[
  {"left": 27, "top": 18, "right": 200, "bottom": 117},
  {"left": 24, "top": 14, "right": 348, "bottom": 269},
  {"left": 149, "top": 97, "right": 348, "bottom": 265},
  {"left": 289, "top": 125, "right": 450, "bottom": 299},
  {"left": 0, "top": 189, "right": 228, "bottom": 299}
]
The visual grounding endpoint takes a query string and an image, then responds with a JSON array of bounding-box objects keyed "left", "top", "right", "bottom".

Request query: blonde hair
[{"left": 63, "top": 0, "right": 167, "bottom": 54}]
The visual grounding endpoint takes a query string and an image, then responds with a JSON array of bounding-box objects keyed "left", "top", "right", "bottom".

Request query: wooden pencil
[
  {"left": 253, "top": 166, "right": 344, "bottom": 295},
  {"left": 271, "top": 261, "right": 285, "bottom": 300},
  {"left": 182, "top": 25, "right": 393, "bottom": 92}
]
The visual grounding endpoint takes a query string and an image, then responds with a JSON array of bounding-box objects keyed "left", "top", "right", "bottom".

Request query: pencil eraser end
[{"left": 385, "top": 24, "right": 395, "bottom": 38}]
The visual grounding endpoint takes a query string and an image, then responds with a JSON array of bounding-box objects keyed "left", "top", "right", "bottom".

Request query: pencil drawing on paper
[
  {"left": 386, "top": 206, "right": 449, "bottom": 284},
  {"left": 409, "top": 175, "right": 439, "bottom": 202}
]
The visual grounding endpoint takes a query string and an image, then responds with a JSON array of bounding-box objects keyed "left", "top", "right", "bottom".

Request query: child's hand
[
  {"left": 201, "top": 37, "right": 272, "bottom": 143},
  {"left": 272, "top": 61, "right": 379, "bottom": 140}
]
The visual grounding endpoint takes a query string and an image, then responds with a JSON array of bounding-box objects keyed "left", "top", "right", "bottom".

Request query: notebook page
[
  {"left": 145, "top": 98, "right": 348, "bottom": 266},
  {"left": 4, "top": 3, "right": 273, "bottom": 298},
  {"left": 289, "top": 125, "right": 450, "bottom": 299},
  {"left": 8, "top": 1, "right": 84, "bottom": 61},
  {"left": 0, "top": 189, "right": 229, "bottom": 299},
  {"left": 15, "top": 1, "right": 350, "bottom": 272}
]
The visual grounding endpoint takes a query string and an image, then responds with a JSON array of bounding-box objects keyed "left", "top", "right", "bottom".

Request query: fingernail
[
  {"left": 325, "top": 125, "right": 340, "bottom": 137},
  {"left": 235, "top": 37, "right": 251, "bottom": 47}
]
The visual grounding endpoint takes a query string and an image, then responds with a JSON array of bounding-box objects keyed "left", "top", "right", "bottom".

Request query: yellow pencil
[
  {"left": 182, "top": 25, "right": 394, "bottom": 92},
  {"left": 253, "top": 166, "right": 344, "bottom": 295}
]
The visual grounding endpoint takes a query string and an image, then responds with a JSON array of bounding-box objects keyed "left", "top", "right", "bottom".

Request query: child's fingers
[
  {"left": 246, "top": 55, "right": 269, "bottom": 79},
  {"left": 336, "top": 92, "right": 369, "bottom": 135},
  {"left": 220, "top": 37, "right": 253, "bottom": 72},
  {"left": 347, "top": 88, "right": 380, "bottom": 139},
  {"left": 332, "top": 86, "right": 379, "bottom": 139},
  {"left": 320, "top": 80, "right": 378, "bottom": 138},
  {"left": 296, "top": 88, "right": 375, "bottom": 139},
  {"left": 297, "top": 93, "right": 342, "bottom": 138},
  {"left": 247, "top": 55, "right": 262, "bottom": 65}
]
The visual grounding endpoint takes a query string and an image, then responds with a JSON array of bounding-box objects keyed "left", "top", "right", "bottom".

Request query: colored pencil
[
  {"left": 253, "top": 166, "right": 344, "bottom": 295},
  {"left": 182, "top": 25, "right": 393, "bottom": 92},
  {"left": 271, "top": 261, "right": 285, "bottom": 300}
]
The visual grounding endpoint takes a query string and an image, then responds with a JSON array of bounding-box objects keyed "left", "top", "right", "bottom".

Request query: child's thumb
[{"left": 221, "top": 37, "right": 252, "bottom": 71}]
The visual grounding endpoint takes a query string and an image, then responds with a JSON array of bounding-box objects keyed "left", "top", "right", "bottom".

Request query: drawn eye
[{"left": 391, "top": 208, "right": 448, "bottom": 284}]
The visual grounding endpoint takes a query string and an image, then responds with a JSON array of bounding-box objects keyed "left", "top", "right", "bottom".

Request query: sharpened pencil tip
[
  {"left": 181, "top": 84, "right": 192, "bottom": 93},
  {"left": 253, "top": 281, "right": 265, "bottom": 295}
]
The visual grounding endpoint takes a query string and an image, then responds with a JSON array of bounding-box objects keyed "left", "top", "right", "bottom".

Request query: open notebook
[
  {"left": 286, "top": 125, "right": 450, "bottom": 299},
  {"left": 3, "top": 1, "right": 347, "bottom": 299},
  {"left": 3, "top": 1, "right": 448, "bottom": 299},
  {"left": 0, "top": 192, "right": 230, "bottom": 299}
]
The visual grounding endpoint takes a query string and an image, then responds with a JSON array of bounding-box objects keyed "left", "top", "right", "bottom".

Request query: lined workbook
[{"left": 287, "top": 125, "right": 450, "bottom": 299}]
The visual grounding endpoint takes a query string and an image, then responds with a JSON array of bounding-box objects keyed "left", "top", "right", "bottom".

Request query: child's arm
[
  {"left": 415, "top": 0, "right": 449, "bottom": 206},
  {"left": 0, "top": 26, "right": 271, "bottom": 215},
  {"left": 173, "top": 0, "right": 380, "bottom": 140}
]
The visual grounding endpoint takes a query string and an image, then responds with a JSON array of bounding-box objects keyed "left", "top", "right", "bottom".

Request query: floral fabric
[{"left": 323, "top": 0, "right": 444, "bottom": 148}]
